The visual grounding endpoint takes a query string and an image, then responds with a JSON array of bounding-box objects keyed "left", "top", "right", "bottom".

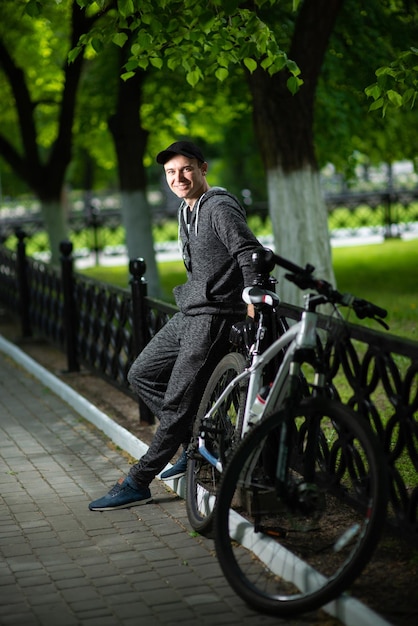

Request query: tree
[
  {"left": 247, "top": 0, "right": 417, "bottom": 300},
  {"left": 244, "top": 1, "right": 343, "bottom": 302},
  {"left": 0, "top": 0, "right": 96, "bottom": 263}
]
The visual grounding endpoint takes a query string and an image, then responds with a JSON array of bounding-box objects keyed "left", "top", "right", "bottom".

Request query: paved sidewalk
[{"left": 0, "top": 339, "right": 391, "bottom": 626}]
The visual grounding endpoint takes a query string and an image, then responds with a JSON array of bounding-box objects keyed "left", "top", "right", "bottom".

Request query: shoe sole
[
  {"left": 89, "top": 497, "right": 153, "bottom": 511},
  {"left": 160, "top": 471, "right": 186, "bottom": 481}
]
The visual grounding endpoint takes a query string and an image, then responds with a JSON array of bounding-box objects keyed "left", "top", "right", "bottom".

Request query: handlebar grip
[
  {"left": 353, "top": 298, "right": 388, "bottom": 320},
  {"left": 373, "top": 304, "right": 388, "bottom": 319},
  {"left": 252, "top": 247, "right": 315, "bottom": 276}
]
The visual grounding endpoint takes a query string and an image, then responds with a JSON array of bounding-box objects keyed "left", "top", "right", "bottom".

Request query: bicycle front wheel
[
  {"left": 214, "top": 396, "right": 388, "bottom": 616},
  {"left": 186, "top": 352, "right": 248, "bottom": 537}
]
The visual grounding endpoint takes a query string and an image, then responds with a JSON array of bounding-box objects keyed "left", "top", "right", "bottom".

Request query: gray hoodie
[{"left": 173, "top": 187, "right": 261, "bottom": 316}]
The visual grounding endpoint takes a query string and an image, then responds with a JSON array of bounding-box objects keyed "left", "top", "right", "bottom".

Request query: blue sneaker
[
  {"left": 89, "top": 477, "right": 152, "bottom": 511},
  {"left": 160, "top": 450, "right": 188, "bottom": 480}
]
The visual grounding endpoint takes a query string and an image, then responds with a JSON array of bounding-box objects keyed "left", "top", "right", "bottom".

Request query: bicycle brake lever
[{"left": 375, "top": 317, "right": 390, "bottom": 331}]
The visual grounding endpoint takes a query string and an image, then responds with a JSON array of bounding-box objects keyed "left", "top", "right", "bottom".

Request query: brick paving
[{"left": 0, "top": 343, "right": 391, "bottom": 626}]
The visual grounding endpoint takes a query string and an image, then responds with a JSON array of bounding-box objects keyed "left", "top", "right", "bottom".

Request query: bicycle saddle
[{"left": 242, "top": 286, "right": 280, "bottom": 307}]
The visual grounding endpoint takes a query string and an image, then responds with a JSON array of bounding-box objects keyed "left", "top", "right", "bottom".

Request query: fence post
[
  {"left": 129, "top": 257, "right": 154, "bottom": 424},
  {"left": 15, "top": 228, "right": 32, "bottom": 338},
  {"left": 60, "top": 240, "right": 79, "bottom": 373}
]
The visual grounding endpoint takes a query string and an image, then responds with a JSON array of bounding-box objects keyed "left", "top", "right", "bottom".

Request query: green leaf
[
  {"left": 112, "top": 33, "right": 128, "bottom": 48},
  {"left": 167, "top": 56, "right": 179, "bottom": 71},
  {"left": 140, "top": 12, "right": 152, "bottom": 25},
  {"left": 91, "top": 38, "right": 104, "bottom": 54},
  {"left": 387, "top": 89, "right": 403, "bottom": 108},
  {"left": 68, "top": 46, "right": 82, "bottom": 64},
  {"left": 125, "top": 59, "right": 139, "bottom": 71},
  {"left": 150, "top": 57, "right": 163, "bottom": 70},
  {"left": 137, "top": 57, "right": 149, "bottom": 70},
  {"left": 217, "top": 52, "right": 231, "bottom": 69},
  {"left": 243, "top": 57, "right": 257, "bottom": 73},
  {"left": 403, "top": 88, "right": 417, "bottom": 106},
  {"left": 136, "top": 32, "right": 153, "bottom": 50},
  {"left": 368, "top": 98, "right": 384, "bottom": 111},
  {"left": 260, "top": 56, "right": 273, "bottom": 71},
  {"left": 215, "top": 67, "right": 229, "bottom": 81},
  {"left": 286, "top": 59, "right": 301, "bottom": 76},
  {"left": 269, "top": 54, "right": 287, "bottom": 74},
  {"left": 121, "top": 71, "right": 136, "bottom": 81},
  {"left": 376, "top": 66, "right": 396, "bottom": 78},
  {"left": 186, "top": 69, "right": 202, "bottom": 87},
  {"left": 365, "top": 83, "right": 381, "bottom": 100},
  {"left": 118, "top": 0, "right": 134, "bottom": 18},
  {"left": 286, "top": 75, "right": 302, "bottom": 95}
]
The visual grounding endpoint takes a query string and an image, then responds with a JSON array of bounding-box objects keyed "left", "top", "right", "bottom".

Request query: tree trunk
[
  {"left": 267, "top": 166, "right": 333, "bottom": 306},
  {"left": 247, "top": 0, "right": 344, "bottom": 305},
  {"left": 108, "top": 58, "right": 161, "bottom": 297},
  {"left": 120, "top": 190, "right": 160, "bottom": 296},
  {"left": 41, "top": 199, "right": 69, "bottom": 265}
]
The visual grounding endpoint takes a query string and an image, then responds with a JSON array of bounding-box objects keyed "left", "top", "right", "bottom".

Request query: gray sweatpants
[{"left": 127, "top": 311, "right": 232, "bottom": 487}]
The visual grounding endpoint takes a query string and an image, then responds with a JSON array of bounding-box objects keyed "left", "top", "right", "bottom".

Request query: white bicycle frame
[{"left": 197, "top": 307, "right": 320, "bottom": 471}]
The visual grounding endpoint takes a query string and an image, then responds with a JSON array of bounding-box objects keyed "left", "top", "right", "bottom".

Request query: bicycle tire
[
  {"left": 186, "top": 352, "right": 248, "bottom": 537},
  {"left": 214, "top": 396, "right": 388, "bottom": 616}
]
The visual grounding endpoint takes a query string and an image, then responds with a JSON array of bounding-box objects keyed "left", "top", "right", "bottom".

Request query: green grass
[
  {"left": 332, "top": 238, "right": 417, "bottom": 340},
  {"left": 81, "top": 238, "right": 418, "bottom": 341},
  {"left": 80, "top": 261, "right": 186, "bottom": 301}
]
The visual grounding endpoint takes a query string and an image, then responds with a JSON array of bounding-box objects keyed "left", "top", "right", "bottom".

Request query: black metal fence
[
  {"left": 326, "top": 188, "right": 418, "bottom": 239},
  {"left": 277, "top": 301, "right": 418, "bottom": 543},
  {"left": 0, "top": 232, "right": 177, "bottom": 424},
  {"left": 1, "top": 234, "right": 418, "bottom": 542}
]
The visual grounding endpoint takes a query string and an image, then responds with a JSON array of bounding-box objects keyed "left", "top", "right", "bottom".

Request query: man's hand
[{"left": 247, "top": 304, "right": 255, "bottom": 318}]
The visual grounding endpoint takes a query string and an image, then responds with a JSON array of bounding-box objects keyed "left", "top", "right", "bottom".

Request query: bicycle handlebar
[{"left": 252, "top": 248, "right": 388, "bottom": 327}]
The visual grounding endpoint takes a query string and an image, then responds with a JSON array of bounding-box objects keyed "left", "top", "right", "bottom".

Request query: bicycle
[
  {"left": 185, "top": 256, "right": 292, "bottom": 536},
  {"left": 211, "top": 248, "right": 389, "bottom": 615}
]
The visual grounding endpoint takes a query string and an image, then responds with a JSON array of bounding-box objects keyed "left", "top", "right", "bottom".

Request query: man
[{"left": 89, "top": 140, "right": 261, "bottom": 511}]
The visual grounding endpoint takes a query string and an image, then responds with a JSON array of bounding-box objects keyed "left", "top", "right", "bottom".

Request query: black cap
[{"left": 156, "top": 141, "right": 205, "bottom": 165}]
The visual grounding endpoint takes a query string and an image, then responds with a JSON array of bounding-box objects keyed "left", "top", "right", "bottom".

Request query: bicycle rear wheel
[
  {"left": 186, "top": 352, "right": 248, "bottom": 537},
  {"left": 214, "top": 396, "right": 388, "bottom": 616}
]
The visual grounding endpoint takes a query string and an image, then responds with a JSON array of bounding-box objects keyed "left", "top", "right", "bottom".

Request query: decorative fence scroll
[{"left": 278, "top": 302, "right": 418, "bottom": 542}]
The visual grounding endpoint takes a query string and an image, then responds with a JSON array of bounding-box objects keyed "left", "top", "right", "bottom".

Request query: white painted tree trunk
[
  {"left": 120, "top": 190, "right": 161, "bottom": 297},
  {"left": 41, "top": 200, "right": 69, "bottom": 266},
  {"left": 267, "top": 165, "right": 336, "bottom": 307}
]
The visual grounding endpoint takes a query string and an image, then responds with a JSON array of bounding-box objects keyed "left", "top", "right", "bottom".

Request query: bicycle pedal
[{"left": 255, "top": 524, "right": 287, "bottom": 539}]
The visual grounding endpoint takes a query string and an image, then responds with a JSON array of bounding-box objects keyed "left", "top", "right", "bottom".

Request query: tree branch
[
  {"left": 0, "top": 37, "right": 41, "bottom": 178},
  {"left": 290, "top": 0, "right": 345, "bottom": 108},
  {"left": 0, "top": 133, "right": 28, "bottom": 182},
  {"left": 47, "top": 1, "right": 99, "bottom": 194}
]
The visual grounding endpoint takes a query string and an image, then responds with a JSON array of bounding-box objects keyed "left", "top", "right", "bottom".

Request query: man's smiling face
[{"left": 164, "top": 155, "right": 209, "bottom": 207}]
